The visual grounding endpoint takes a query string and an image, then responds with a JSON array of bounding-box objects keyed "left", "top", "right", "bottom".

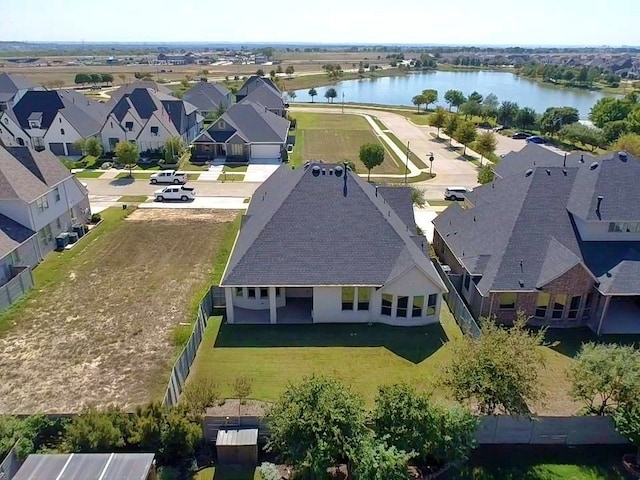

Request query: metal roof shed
[
  {"left": 216, "top": 429, "right": 259, "bottom": 466},
  {"left": 12, "top": 453, "right": 156, "bottom": 480}
]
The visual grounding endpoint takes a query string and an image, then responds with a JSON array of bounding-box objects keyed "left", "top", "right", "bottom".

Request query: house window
[
  {"left": 36, "top": 196, "right": 49, "bottom": 212},
  {"left": 582, "top": 293, "right": 593, "bottom": 319},
  {"left": 9, "top": 250, "right": 20, "bottom": 265},
  {"left": 357, "top": 287, "right": 370, "bottom": 311},
  {"left": 54, "top": 187, "right": 60, "bottom": 202},
  {"left": 396, "top": 296, "right": 408, "bottom": 317},
  {"left": 260, "top": 288, "right": 268, "bottom": 299},
  {"left": 381, "top": 294, "right": 393, "bottom": 316},
  {"left": 125, "top": 122, "right": 133, "bottom": 132},
  {"left": 110, "top": 121, "right": 113, "bottom": 128},
  {"left": 247, "top": 288, "right": 256, "bottom": 298},
  {"left": 463, "top": 274, "right": 471, "bottom": 291},
  {"left": 568, "top": 295, "right": 582, "bottom": 319},
  {"left": 498, "top": 292, "right": 517, "bottom": 310},
  {"left": 342, "top": 287, "right": 355, "bottom": 311},
  {"left": 39, "top": 225, "right": 53, "bottom": 244},
  {"left": 609, "top": 222, "right": 640, "bottom": 233},
  {"left": 412, "top": 296, "right": 424, "bottom": 317},
  {"left": 535, "top": 292, "right": 550, "bottom": 318},
  {"left": 150, "top": 126, "right": 159, "bottom": 136},
  {"left": 60, "top": 128, "right": 65, "bottom": 135},
  {"left": 427, "top": 294, "right": 438, "bottom": 316},
  {"left": 552, "top": 294, "right": 567, "bottom": 319},
  {"left": 235, "top": 287, "right": 243, "bottom": 297}
]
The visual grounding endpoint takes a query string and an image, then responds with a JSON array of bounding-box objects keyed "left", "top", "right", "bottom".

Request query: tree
[
  {"left": 444, "top": 89, "right": 466, "bottom": 111},
  {"left": 89, "top": 73, "right": 103, "bottom": 84},
  {"left": 429, "top": 107, "right": 448, "bottom": 137},
  {"left": 468, "top": 91, "right": 483, "bottom": 103},
  {"left": 497, "top": 101, "right": 520, "bottom": 128},
  {"left": 324, "top": 87, "right": 338, "bottom": 103},
  {"left": 613, "top": 133, "right": 640, "bottom": 156},
  {"left": 372, "top": 383, "right": 477, "bottom": 466},
  {"left": 515, "top": 107, "right": 537, "bottom": 130},
  {"left": 441, "top": 313, "right": 546, "bottom": 415},
  {"left": 443, "top": 115, "right": 459, "bottom": 146},
  {"left": 101, "top": 73, "right": 114, "bottom": 85},
  {"left": 411, "top": 94, "right": 425, "bottom": 113},
  {"left": 481, "top": 93, "right": 499, "bottom": 121},
  {"left": 114, "top": 141, "right": 139, "bottom": 176},
  {"left": 158, "top": 406, "right": 203, "bottom": 468},
  {"left": 589, "top": 97, "right": 632, "bottom": 128},
  {"left": 163, "top": 137, "right": 184, "bottom": 162},
  {"left": 74, "top": 73, "right": 91, "bottom": 85},
  {"left": 65, "top": 406, "right": 127, "bottom": 452},
  {"left": 232, "top": 375, "right": 253, "bottom": 405},
  {"left": 285, "top": 65, "right": 295, "bottom": 77},
  {"left": 568, "top": 343, "right": 640, "bottom": 415},
  {"left": 308, "top": 87, "right": 318, "bottom": 103},
  {"left": 74, "top": 136, "right": 103, "bottom": 157},
  {"left": 287, "top": 90, "right": 297, "bottom": 102},
  {"left": 474, "top": 131, "right": 497, "bottom": 164},
  {"left": 559, "top": 123, "right": 606, "bottom": 152},
  {"left": 577, "top": 66, "right": 588, "bottom": 83},
  {"left": 267, "top": 376, "right": 367, "bottom": 479},
  {"left": 351, "top": 435, "right": 412, "bottom": 480},
  {"left": 459, "top": 100, "right": 482, "bottom": 120},
  {"left": 359, "top": 143, "right": 385, "bottom": 181},
  {"left": 276, "top": 65, "right": 283, "bottom": 74},
  {"left": 410, "top": 186, "right": 426, "bottom": 208},
  {"left": 540, "top": 107, "right": 580, "bottom": 136},
  {"left": 181, "top": 379, "right": 219, "bottom": 415},
  {"left": 614, "top": 403, "right": 640, "bottom": 465},
  {"left": 603, "top": 120, "right": 630, "bottom": 143},
  {"left": 478, "top": 164, "right": 494, "bottom": 184},
  {"left": 256, "top": 69, "right": 265, "bottom": 76},
  {"left": 453, "top": 121, "right": 477, "bottom": 156},
  {"left": 421, "top": 89, "right": 438, "bottom": 111},
  {"left": 269, "top": 70, "right": 276, "bottom": 78}
]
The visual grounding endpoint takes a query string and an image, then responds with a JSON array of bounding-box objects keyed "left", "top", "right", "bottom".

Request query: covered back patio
[
  {"left": 226, "top": 287, "right": 313, "bottom": 324},
  {"left": 597, "top": 296, "right": 640, "bottom": 334}
]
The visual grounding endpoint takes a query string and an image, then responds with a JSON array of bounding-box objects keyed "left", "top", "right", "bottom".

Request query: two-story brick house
[{"left": 433, "top": 150, "right": 640, "bottom": 335}]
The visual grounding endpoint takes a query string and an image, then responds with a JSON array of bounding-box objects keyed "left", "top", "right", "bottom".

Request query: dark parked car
[
  {"left": 526, "top": 135, "right": 546, "bottom": 144},
  {"left": 512, "top": 132, "right": 529, "bottom": 139}
]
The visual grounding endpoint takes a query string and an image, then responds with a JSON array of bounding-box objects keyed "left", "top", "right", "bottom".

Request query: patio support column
[
  {"left": 269, "top": 287, "right": 277, "bottom": 324},
  {"left": 225, "top": 288, "right": 235, "bottom": 324},
  {"left": 596, "top": 295, "right": 611, "bottom": 336}
]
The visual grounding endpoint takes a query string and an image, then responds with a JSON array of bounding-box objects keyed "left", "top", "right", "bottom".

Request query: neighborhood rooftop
[{"left": 222, "top": 162, "right": 445, "bottom": 288}]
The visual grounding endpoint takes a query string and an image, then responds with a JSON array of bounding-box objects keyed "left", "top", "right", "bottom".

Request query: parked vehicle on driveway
[
  {"left": 526, "top": 135, "right": 547, "bottom": 144},
  {"left": 150, "top": 170, "right": 187, "bottom": 184},
  {"left": 444, "top": 187, "right": 471, "bottom": 201},
  {"left": 154, "top": 186, "right": 196, "bottom": 202},
  {"left": 512, "top": 132, "right": 529, "bottom": 139}
]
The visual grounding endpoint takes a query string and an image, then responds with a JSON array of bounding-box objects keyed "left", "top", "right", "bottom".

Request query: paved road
[{"left": 82, "top": 177, "right": 261, "bottom": 197}]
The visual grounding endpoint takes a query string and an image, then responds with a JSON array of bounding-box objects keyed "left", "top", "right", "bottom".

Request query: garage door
[
  {"left": 49, "top": 143, "right": 65, "bottom": 156},
  {"left": 250, "top": 144, "right": 281, "bottom": 160},
  {"left": 66, "top": 143, "right": 82, "bottom": 156}
]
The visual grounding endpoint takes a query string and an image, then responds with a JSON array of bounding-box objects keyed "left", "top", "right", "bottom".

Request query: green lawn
[
  {"left": 371, "top": 116, "right": 388, "bottom": 131},
  {"left": 289, "top": 112, "right": 407, "bottom": 174},
  {"left": 189, "top": 304, "right": 461, "bottom": 406},
  {"left": 193, "top": 467, "right": 260, "bottom": 480},
  {"left": 178, "top": 151, "right": 211, "bottom": 171},
  {"left": 218, "top": 173, "right": 245, "bottom": 182},
  {"left": 456, "top": 445, "right": 632, "bottom": 479},
  {"left": 385, "top": 131, "right": 429, "bottom": 169},
  {"left": 117, "top": 195, "right": 149, "bottom": 203},
  {"left": 223, "top": 165, "right": 248, "bottom": 173},
  {"left": 73, "top": 171, "right": 104, "bottom": 178}
]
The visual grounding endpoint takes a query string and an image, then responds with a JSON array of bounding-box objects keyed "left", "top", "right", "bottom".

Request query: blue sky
[{"left": 2, "top": 0, "right": 639, "bottom": 46}]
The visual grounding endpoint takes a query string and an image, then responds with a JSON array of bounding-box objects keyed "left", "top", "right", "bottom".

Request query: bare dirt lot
[{"left": 0, "top": 208, "right": 238, "bottom": 414}]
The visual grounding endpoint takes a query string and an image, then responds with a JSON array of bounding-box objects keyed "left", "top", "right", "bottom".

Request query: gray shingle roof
[
  {"left": 204, "top": 102, "right": 289, "bottom": 144},
  {"left": 0, "top": 213, "right": 36, "bottom": 258},
  {"left": 0, "top": 73, "right": 38, "bottom": 98},
  {"left": 493, "top": 143, "right": 596, "bottom": 179},
  {"left": 434, "top": 151, "right": 640, "bottom": 295},
  {"left": 222, "top": 163, "right": 447, "bottom": 290},
  {"left": 183, "top": 82, "right": 230, "bottom": 111},
  {"left": 239, "top": 84, "right": 284, "bottom": 111},
  {"left": 236, "top": 76, "right": 279, "bottom": 99},
  {"left": 0, "top": 146, "right": 71, "bottom": 202},
  {"left": 106, "top": 81, "right": 173, "bottom": 106},
  {"left": 376, "top": 186, "right": 417, "bottom": 235}
]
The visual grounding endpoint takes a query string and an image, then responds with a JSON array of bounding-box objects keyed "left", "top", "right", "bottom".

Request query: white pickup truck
[
  {"left": 149, "top": 170, "right": 187, "bottom": 184},
  {"left": 154, "top": 186, "right": 196, "bottom": 202}
]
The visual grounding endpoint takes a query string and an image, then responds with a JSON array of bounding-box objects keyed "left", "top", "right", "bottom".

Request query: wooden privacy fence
[
  {"left": 432, "top": 260, "right": 481, "bottom": 338},
  {"left": 163, "top": 286, "right": 226, "bottom": 408},
  {"left": 0, "top": 267, "right": 34, "bottom": 314},
  {"left": 202, "top": 415, "right": 629, "bottom": 446}
]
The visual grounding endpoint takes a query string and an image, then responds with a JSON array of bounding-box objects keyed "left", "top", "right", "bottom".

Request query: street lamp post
[
  {"left": 428, "top": 152, "right": 434, "bottom": 177},
  {"left": 341, "top": 92, "right": 345, "bottom": 114},
  {"left": 405, "top": 141, "right": 410, "bottom": 185}
]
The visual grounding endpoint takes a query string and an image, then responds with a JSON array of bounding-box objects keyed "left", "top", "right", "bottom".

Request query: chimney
[{"left": 596, "top": 196, "right": 604, "bottom": 212}]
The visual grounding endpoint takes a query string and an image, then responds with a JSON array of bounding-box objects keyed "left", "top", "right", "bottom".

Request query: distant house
[
  {"left": 1, "top": 89, "right": 106, "bottom": 156},
  {"left": 157, "top": 52, "right": 194, "bottom": 65},
  {"left": 13, "top": 453, "right": 156, "bottom": 480},
  {"left": 183, "top": 81, "right": 232, "bottom": 116},
  {"left": 239, "top": 83, "right": 287, "bottom": 117},
  {"left": 220, "top": 162, "right": 447, "bottom": 325},
  {"left": 0, "top": 72, "right": 43, "bottom": 111},
  {"left": 191, "top": 101, "right": 289, "bottom": 162},
  {"left": 0, "top": 145, "right": 90, "bottom": 309},
  {"left": 235, "top": 76, "right": 280, "bottom": 103},
  {"left": 101, "top": 86, "right": 202, "bottom": 153},
  {"left": 106, "top": 81, "right": 174, "bottom": 104},
  {"left": 433, "top": 150, "right": 640, "bottom": 335},
  {"left": 493, "top": 143, "right": 596, "bottom": 179}
]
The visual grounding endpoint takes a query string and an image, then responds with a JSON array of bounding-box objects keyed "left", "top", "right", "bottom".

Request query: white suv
[{"left": 444, "top": 187, "right": 470, "bottom": 201}]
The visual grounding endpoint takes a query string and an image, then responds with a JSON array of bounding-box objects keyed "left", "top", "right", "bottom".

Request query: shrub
[
  {"left": 257, "top": 462, "right": 280, "bottom": 480},
  {"left": 90, "top": 213, "right": 102, "bottom": 223},
  {"left": 232, "top": 376, "right": 253, "bottom": 404},
  {"left": 181, "top": 378, "right": 220, "bottom": 415},
  {"left": 100, "top": 161, "right": 113, "bottom": 169}
]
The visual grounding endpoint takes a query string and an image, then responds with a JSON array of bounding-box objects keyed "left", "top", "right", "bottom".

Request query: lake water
[{"left": 292, "top": 71, "right": 612, "bottom": 118}]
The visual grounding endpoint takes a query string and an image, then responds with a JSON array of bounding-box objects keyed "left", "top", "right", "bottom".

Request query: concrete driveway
[{"left": 81, "top": 177, "right": 261, "bottom": 197}]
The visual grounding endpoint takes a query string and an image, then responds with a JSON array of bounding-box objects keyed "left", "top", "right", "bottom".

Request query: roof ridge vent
[
  {"left": 545, "top": 169, "right": 551, "bottom": 175},
  {"left": 524, "top": 169, "right": 533, "bottom": 177},
  {"left": 618, "top": 151, "right": 628, "bottom": 161},
  {"left": 311, "top": 166, "right": 321, "bottom": 177}
]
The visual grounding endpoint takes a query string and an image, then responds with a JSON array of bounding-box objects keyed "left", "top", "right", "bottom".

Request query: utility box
[{"left": 215, "top": 429, "right": 258, "bottom": 466}]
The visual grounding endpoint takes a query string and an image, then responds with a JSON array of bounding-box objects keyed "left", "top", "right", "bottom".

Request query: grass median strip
[
  {"left": 73, "top": 171, "right": 104, "bottom": 179},
  {"left": 117, "top": 195, "right": 149, "bottom": 203}
]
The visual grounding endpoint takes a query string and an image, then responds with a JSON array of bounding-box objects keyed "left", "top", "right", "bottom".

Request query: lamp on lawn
[{"left": 428, "top": 152, "right": 434, "bottom": 177}]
